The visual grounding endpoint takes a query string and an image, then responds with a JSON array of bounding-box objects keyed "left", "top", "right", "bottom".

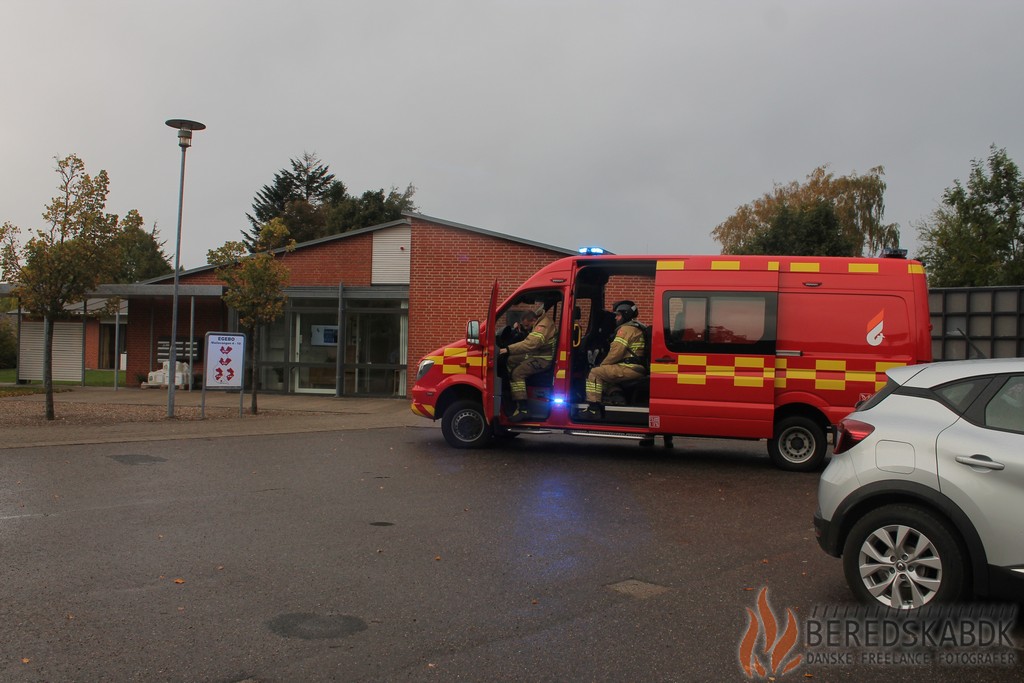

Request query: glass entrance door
[
  {"left": 343, "top": 304, "right": 407, "bottom": 396},
  {"left": 290, "top": 311, "right": 339, "bottom": 394}
]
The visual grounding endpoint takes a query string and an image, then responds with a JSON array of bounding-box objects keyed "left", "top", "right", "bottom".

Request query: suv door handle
[{"left": 955, "top": 455, "right": 1005, "bottom": 471}]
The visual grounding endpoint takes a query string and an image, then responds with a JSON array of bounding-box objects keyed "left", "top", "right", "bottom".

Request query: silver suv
[{"left": 814, "top": 358, "right": 1024, "bottom": 610}]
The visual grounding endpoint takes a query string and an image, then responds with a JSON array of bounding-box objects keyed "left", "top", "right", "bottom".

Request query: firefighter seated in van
[
  {"left": 581, "top": 301, "right": 648, "bottom": 419},
  {"left": 499, "top": 302, "right": 558, "bottom": 422}
]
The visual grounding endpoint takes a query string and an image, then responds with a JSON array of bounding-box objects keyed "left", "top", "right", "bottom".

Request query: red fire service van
[{"left": 410, "top": 251, "right": 931, "bottom": 471}]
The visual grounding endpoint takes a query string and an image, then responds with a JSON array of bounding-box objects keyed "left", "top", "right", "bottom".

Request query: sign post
[{"left": 201, "top": 332, "right": 246, "bottom": 418}]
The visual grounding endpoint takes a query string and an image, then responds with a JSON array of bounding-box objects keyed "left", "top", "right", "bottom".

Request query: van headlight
[{"left": 416, "top": 359, "right": 435, "bottom": 381}]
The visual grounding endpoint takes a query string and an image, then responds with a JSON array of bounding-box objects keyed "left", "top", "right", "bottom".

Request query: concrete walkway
[{"left": 1, "top": 386, "right": 433, "bottom": 449}]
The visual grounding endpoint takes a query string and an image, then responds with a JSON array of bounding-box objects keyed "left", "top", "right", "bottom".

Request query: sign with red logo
[{"left": 204, "top": 333, "right": 246, "bottom": 390}]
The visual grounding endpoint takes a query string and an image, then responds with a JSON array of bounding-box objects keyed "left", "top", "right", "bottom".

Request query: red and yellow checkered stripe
[
  {"left": 650, "top": 355, "right": 905, "bottom": 391},
  {"left": 425, "top": 347, "right": 484, "bottom": 375},
  {"left": 657, "top": 259, "right": 925, "bottom": 275}
]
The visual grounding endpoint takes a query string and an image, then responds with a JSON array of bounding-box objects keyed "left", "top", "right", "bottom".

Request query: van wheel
[
  {"left": 768, "top": 416, "right": 826, "bottom": 471},
  {"left": 842, "top": 505, "right": 966, "bottom": 609},
  {"left": 441, "top": 400, "right": 491, "bottom": 449}
]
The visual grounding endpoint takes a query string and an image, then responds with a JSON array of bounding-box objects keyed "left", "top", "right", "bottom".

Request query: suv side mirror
[{"left": 467, "top": 320, "right": 481, "bottom": 346}]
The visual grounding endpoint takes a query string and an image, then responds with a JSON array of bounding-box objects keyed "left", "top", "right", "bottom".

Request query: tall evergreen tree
[
  {"left": 243, "top": 152, "right": 342, "bottom": 249},
  {"left": 240, "top": 153, "right": 417, "bottom": 253}
]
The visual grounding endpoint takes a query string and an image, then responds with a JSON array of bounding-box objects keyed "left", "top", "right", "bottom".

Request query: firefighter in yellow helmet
[
  {"left": 581, "top": 300, "right": 647, "bottom": 419},
  {"left": 500, "top": 302, "right": 557, "bottom": 422}
]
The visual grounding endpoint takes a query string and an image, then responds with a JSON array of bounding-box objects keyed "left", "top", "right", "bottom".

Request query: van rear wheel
[
  {"left": 769, "top": 416, "right": 826, "bottom": 471},
  {"left": 441, "top": 399, "right": 491, "bottom": 449}
]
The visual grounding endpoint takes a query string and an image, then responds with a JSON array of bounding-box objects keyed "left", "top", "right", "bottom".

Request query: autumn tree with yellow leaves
[
  {"left": 207, "top": 218, "right": 295, "bottom": 415},
  {"left": 712, "top": 166, "right": 900, "bottom": 257}
]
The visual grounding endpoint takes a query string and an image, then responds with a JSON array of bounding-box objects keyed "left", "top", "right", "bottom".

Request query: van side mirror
[{"left": 467, "top": 320, "right": 481, "bottom": 346}]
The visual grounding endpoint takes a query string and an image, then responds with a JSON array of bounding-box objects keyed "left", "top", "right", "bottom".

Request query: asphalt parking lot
[{"left": 1, "top": 415, "right": 1021, "bottom": 681}]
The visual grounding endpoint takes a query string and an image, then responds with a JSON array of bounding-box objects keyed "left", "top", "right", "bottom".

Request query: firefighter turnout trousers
[{"left": 586, "top": 363, "right": 645, "bottom": 403}]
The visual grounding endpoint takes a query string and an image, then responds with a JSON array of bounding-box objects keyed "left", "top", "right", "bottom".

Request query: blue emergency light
[{"left": 578, "top": 246, "right": 606, "bottom": 255}]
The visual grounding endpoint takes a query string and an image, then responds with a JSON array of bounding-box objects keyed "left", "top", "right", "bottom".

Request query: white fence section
[{"left": 18, "top": 321, "right": 84, "bottom": 382}]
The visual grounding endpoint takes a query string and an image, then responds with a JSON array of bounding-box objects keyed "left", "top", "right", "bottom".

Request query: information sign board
[{"left": 204, "top": 332, "right": 246, "bottom": 390}]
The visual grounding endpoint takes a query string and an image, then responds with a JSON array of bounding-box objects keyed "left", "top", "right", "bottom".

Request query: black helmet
[{"left": 613, "top": 300, "right": 638, "bottom": 322}]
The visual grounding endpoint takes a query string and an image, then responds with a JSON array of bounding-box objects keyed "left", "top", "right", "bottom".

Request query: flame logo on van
[
  {"left": 866, "top": 310, "right": 885, "bottom": 347},
  {"left": 738, "top": 587, "right": 802, "bottom": 677}
]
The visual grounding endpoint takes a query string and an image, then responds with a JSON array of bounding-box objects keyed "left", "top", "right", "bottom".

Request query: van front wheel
[
  {"left": 441, "top": 400, "right": 491, "bottom": 449},
  {"left": 769, "top": 416, "right": 827, "bottom": 471}
]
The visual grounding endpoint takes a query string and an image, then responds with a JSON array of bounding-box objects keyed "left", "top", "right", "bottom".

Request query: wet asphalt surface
[{"left": 1, "top": 426, "right": 1021, "bottom": 682}]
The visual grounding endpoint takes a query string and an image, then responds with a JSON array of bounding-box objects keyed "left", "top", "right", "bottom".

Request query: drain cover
[
  {"left": 109, "top": 454, "right": 168, "bottom": 465},
  {"left": 267, "top": 613, "right": 367, "bottom": 640},
  {"left": 606, "top": 579, "right": 670, "bottom": 599}
]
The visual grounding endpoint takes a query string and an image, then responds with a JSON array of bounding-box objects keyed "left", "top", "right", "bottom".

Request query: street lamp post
[{"left": 165, "top": 118, "right": 205, "bottom": 418}]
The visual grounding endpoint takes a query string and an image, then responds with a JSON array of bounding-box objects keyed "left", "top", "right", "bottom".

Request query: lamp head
[{"left": 165, "top": 119, "right": 206, "bottom": 149}]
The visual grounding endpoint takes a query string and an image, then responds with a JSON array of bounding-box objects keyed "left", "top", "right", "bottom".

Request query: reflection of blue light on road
[
  {"left": 514, "top": 474, "right": 586, "bottom": 578},
  {"left": 511, "top": 470, "right": 649, "bottom": 582}
]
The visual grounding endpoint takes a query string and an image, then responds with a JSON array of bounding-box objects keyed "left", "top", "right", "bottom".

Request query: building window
[{"left": 254, "top": 296, "right": 408, "bottom": 396}]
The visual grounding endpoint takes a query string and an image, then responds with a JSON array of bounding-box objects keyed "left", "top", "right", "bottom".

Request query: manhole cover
[
  {"left": 109, "top": 454, "right": 168, "bottom": 465},
  {"left": 267, "top": 613, "right": 367, "bottom": 640},
  {"left": 606, "top": 579, "right": 670, "bottom": 599}
]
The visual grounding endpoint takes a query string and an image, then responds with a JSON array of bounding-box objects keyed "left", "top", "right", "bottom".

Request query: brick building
[{"left": 121, "top": 213, "right": 575, "bottom": 396}]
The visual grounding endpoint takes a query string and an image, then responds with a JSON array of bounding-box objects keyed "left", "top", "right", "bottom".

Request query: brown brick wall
[
  {"left": 84, "top": 319, "right": 100, "bottom": 370},
  {"left": 174, "top": 235, "right": 374, "bottom": 289},
  {"left": 605, "top": 275, "right": 655, "bottom": 326},
  {"left": 125, "top": 297, "right": 228, "bottom": 386}
]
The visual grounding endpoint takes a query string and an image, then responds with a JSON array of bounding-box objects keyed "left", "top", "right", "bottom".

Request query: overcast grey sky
[{"left": 3, "top": 1, "right": 1022, "bottom": 270}]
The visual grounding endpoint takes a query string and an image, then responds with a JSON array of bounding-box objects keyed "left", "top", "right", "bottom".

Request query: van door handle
[
  {"left": 955, "top": 455, "right": 1005, "bottom": 471},
  {"left": 655, "top": 356, "right": 673, "bottom": 363}
]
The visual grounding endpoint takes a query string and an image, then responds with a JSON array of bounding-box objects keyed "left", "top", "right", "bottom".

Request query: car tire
[
  {"left": 842, "top": 504, "right": 967, "bottom": 610},
  {"left": 768, "top": 415, "right": 827, "bottom": 471},
  {"left": 441, "top": 399, "right": 491, "bottom": 449}
]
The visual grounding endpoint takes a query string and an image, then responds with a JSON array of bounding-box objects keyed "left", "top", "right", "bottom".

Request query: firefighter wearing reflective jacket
[
  {"left": 582, "top": 301, "right": 647, "bottom": 419},
  {"left": 502, "top": 304, "right": 557, "bottom": 422}
]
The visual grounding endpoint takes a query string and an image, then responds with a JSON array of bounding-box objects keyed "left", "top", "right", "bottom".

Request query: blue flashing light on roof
[
  {"left": 578, "top": 246, "right": 606, "bottom": 255},
  {"left": 880, "top": 247, "right": 908, "bottom": 259}
]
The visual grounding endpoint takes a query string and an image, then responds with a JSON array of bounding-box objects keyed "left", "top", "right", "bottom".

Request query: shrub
[{"left": 0, "top": 320, "right": 16, "bottom": 369}]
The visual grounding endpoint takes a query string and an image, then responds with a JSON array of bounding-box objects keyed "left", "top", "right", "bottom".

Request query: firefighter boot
[
  {"left": 580, "top": 402, "right": 604, "bottom": 421},
  {"left": 509, "top": 401, "right": 530, "bottom": 422}
]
